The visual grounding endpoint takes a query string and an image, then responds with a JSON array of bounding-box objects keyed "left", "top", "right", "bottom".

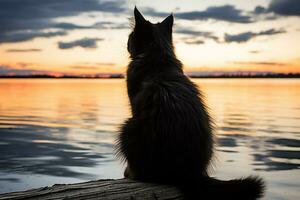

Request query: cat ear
[
  {"left": 134, "top": 7, "right": 146, "bottom": 27},
  {"left": 161, "top": 14, "right": 174, "bottom": 31}
]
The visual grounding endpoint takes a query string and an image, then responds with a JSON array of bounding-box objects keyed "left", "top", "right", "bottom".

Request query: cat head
[{"left": 127, "top": 7, "right": 174, "bottom": 58}]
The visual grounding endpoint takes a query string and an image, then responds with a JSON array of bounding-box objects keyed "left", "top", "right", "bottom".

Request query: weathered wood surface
[{"left": 0, "top": 179, "right": 184, "bottom": 200}]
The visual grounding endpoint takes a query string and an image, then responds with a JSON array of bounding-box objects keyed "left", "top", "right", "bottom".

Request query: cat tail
[{"left": 178, "top": 176, "right": 265, "bottom": 200}]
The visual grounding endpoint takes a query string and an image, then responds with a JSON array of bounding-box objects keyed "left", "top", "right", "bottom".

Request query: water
[{"left": 0, "top": 78, "right": 299, "bottom": 199}]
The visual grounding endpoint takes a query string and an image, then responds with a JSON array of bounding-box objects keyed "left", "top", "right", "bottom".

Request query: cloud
[
  {"left": 176, "top": 5, "right": 254, "bottom": 23},
  {"left": 0, "top": 30, "right": 67, "bottom": 43},
  {"left": 254, "top": 0, "right": 300, "bottom": 18},
  {"left": 106, "top": 23, "right": 130, "bottom": 29},
  {"left": 53, "top": 21, "right": 129, "bottom": 30},
  {"left": 224, "top": 29, "right": 285, "bottom": 43},
  {"left": 70, "top": 66, "right": 100, "bottom": 70},
  {"left": 144, "top": 5, "right": 254, "bottom": 23},
  {"left": 0, "top": 0, "right": 124, "bottom": 26},
  {"left": 0, "top": 0, "right": 125, "bottom": 43},
  {"left": 254, "top": 6, "right": 268, "bottom": 14},
  {"left": 231, "top": 61, "right": 288, "bottom": 66},
  {"left": 249, "top": 50, "right": 261, "bottom": 54},
  {"left": 70, "top": 62, "right": 116, "bottom": 69},
  {"left": 53, "top": 23, "right": 97, "bottom": 30},
  {"left": 58, "top": 38, "right": 103, "bottom": 49},
  {"left": 6, "top": 49, "right": 42, "bottom": 53},
  {"left": 252, "top": 5, "right": 279, "bottom": 21},
  {"left": 268, "top": 0, "right": 300, "bottom": 16},
  {"left": 181, "top": 38, "right": 205, "bottom": 45},
  {"left": 0, "top": 65, "right": 50, "bottom": 75},
  {"left": 175, "top": 27, "right": 219, "bottom": 42}
]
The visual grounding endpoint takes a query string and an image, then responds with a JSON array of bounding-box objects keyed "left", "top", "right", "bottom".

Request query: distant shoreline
[{"left": 1, "top": 74, "right": 300, "bottom": 79}]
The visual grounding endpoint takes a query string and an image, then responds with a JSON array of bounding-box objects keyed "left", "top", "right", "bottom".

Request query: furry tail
[{"left": 179, "top": 176, "right": 265, "bottom": 200}]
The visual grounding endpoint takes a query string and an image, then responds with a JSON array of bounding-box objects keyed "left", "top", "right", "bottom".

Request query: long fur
[{"left": 116, "top": 7, "right": 265, "bottom": 200}]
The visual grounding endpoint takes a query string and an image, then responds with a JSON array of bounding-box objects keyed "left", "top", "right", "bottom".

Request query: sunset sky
[{"left": 0, "top": 0, "right": 300, "bottom": 76}]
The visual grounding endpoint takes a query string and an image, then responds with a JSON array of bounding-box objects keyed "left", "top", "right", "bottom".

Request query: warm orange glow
[{"left": 0, "top": 2, "right": 299, "bottom": 75}]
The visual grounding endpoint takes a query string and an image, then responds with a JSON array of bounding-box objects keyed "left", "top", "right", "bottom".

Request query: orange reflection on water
[
  {"left": 0, "top": 78, "right": 300, "bottom": 199},
  {"left": 193, "top": 78, "right": 300, "bottom": 138},
  {"left": 1, "top": 78, "right": 300, "bottom": 138},
  {"left": 0, "top": 79, "right": 130, "bottom": 131}
]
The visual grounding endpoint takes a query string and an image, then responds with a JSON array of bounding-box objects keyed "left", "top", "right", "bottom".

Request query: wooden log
[{"left": 0, "top": 179, "right": 184, "bottom": 200}]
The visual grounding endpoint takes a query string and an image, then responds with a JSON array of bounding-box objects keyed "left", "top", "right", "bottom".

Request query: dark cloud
[
  {"left": 0, "top": 65, "right": 49, "bottom": 75},
  {"left": 0, "top": 0, "right": 125, "bottom": 43},
  {"left": 53, "top": 23, "right": 97, "bottom": 30},
  {"left": 0, "top": 0, "right": 124, "bottom": 25},
  {"left": 144, "top": 5, "right": 254, "bottom": 23},
  {"left": 254, "top": 0, "right": 300, "bottom": 17},
  {"left": 224, "top": 32, "right": 253, "bottom": 43},
  {"left": 107, "top": 23, "right": 130, "bottom": 29},
  {"left": 176, "top": 5, "right": 254, "bottom": 23},
  {"left": 0, "top": 21, "right": 128, "bottom": 43},
  {"left": 268, "top": 0, "right": 300, "bottom": 16},
  {"left": 53, "top": 21, "right": 129, "bottom": 30},
  {"left": 224, "top": 28, "right": 285, "bottom": 43},
  {"left": 0, "top": 30, "right": 67, "bottom": 43},
  {"left": 182, "top": 39, "right": 205, "bottom": 45},
  {"left": 6, "top": 48, "right": 42, "bottom": 53},
  {"left": 58, "top": 38, "right": 103, "bottom": 49},
  {"left": 91, "top": 22, "right": 129, "bottom": 30},
  {"left": 254, "top": 6, "right": 268, "bottom": 14},
  {"left": 252, "top": 6, "right": 279, "bottom": 21},
  {"left": 175, "top": 27, "right": 219, "bottom": 42},
  {"left": 175, "top": 29, "right": 207, "bottom": 36}
]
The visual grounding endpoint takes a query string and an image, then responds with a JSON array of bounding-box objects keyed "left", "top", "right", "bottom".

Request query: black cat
[{"left": 116, "top": 7, "right": 264, "bottom": 200}]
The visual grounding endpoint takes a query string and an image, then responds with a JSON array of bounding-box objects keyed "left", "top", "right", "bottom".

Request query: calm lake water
[{"left": 0, "top": 78, "right": 299, "bottom": 199}]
